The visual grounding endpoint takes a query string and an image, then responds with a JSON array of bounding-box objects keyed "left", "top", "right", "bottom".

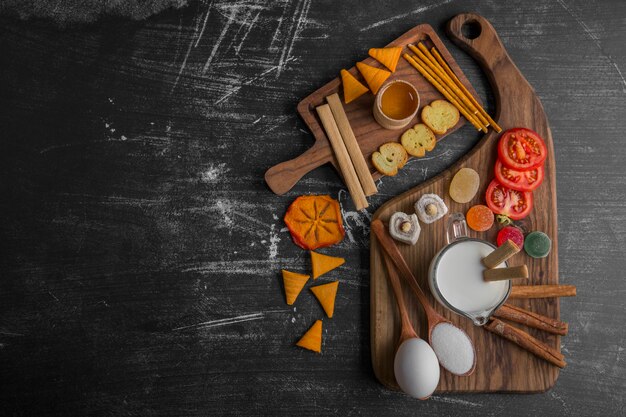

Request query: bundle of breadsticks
[{"left": 403, "top": 42, "right": 501, "bottom": 133}]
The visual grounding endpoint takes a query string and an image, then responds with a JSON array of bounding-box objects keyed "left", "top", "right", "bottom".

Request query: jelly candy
[
  {"left": 496, "top": 226, "right": 524, "bottom": 248},
  {"left": 449, "top": 168, "right": 480, "bottom": 204},
  {"left": 524, "top": 231, "right": 551, "bottom": 258},
  {"left": 466, "top": 205, "right": 494, "bottom": 232}
]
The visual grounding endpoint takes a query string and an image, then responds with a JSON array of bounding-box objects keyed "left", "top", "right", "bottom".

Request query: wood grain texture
[
  {"left": 1, "top": 0, "right": 625, "bottom": 416},
  {"left": 264, "top": 24, "right": 480, "bottom": 195},
  {"left": 370, "top": 13, "right": 560, "bottom": 392}
]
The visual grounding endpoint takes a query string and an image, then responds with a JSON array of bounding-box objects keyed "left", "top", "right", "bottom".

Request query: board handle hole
[{"left": 461, "top": 20, "right": 482, "bottom": 40}]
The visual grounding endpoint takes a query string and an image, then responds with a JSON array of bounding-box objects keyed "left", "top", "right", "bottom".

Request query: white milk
[{"left": 434, "top": 240, "right": 509, "bottom": 314}]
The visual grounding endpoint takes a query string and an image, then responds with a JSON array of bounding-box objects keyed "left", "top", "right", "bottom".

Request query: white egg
[{"left": 394, "top": 338, "right": 440, "bottom": 399}]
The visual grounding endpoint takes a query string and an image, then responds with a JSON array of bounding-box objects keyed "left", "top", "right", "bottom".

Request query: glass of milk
[{"left": 428, "top": 213, "right": 511, "bottom": 326}]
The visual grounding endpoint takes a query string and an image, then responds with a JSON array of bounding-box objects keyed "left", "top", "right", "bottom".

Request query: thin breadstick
[
  {"left": 403, "top": 54, "right": 485, "bottom": 132},
  {"left": 412, "top": 43, "right": 490, "bottom": 130},
  {"left": 431, "top": 46, "right": 502, "bottom": 133},
  {"left": 407, "top": 46, "right": 486, "bottom": 132}
]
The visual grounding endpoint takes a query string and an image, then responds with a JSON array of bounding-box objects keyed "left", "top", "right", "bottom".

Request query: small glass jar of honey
[{"left": 373, "top": 80, "right": 420, "bottom": 130}]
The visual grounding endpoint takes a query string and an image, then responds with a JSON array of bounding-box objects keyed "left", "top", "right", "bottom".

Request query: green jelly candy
[{"left": 524, "top": 231, "right": 552, "bottom": 258}]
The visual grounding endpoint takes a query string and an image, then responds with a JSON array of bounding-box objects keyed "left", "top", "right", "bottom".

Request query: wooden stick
[
  {"left": 403, "top": 54, "right": 485, "bottom": 133},
  {"left": 315, "top": 104, "right": 368, "bottom": 210},
  {"left": 485, "top": 318, "right": 566, "bottom": 368},
  {"left": 431, "top": 46, "right": 502, "bottom": 133},
  {"left": 510, "top": 285, "right": 577, "bottom": 299},
  {"left": 411, "top": 43, "right": 490, "bottom": 130},
  {"left": 325, "top": 94, "right": 377, "bottom": 197},
  {"left": 483, "top": 265, "right": 528, "bottom": 282},
  {"left": 407, "top": 47, "right": 487, "bottom": 132},
  {"left": 494, "top": 304, "right": 569, "bottom": 336},
  {"left": 482, "top": 239, "right": 520, "bottom": 268}
]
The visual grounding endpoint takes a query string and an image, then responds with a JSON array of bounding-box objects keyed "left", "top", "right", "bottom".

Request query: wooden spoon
[
  {"left": 381, "top": 253, "right": 419, "bottom": 344},
  {"left": 380, "top": 251, "right": 440, "bottom": 399},
  {"left": 372, "top": 219, "right": 476, "bottom": 376}
]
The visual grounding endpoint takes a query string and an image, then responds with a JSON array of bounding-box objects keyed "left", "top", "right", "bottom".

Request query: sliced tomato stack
[{"left": 486, "top": 128, "right": 547, "bottom": 220}]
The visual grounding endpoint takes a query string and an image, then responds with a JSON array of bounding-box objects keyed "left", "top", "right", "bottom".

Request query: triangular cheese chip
[
  {"left": 356, "top": 62, "right": 391, "bottom": 94},
  {"left": 296, "top": 320, "right": 323, "bottom": 353},
  {"left": 368, "top": 47, "right": 402, "bottom": 72},
  {"left": 282, "top": 269, "right": 309, "bottom": 305},
  {"left": 340, "top": 69, "right": 369, "bottom": 104},
  {"left": 310, "top": 251, "right": 345, "bottom": 279},
  {"left": 310, "top": 281, "right": 339, "bottom": 318}
]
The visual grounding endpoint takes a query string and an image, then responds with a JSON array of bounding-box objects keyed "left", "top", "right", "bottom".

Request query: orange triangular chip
[
  {"left": 340, "top": 69, "right": 369, "bottom": 104},
  {"left": 282, "top": 269, "right": 309, "bottom": 305},
  {"left": 310, "top": 251, "right": 345, "bottom": 279},
  {"left": 296, "top": 320, "right": 323, "bottom": 353},
  {"left": 310, "top": 281, "right": 339, "bottom": 318},
  {"left": 356, "top": 62, "right": 391, "bottom": 94},
  {"left": 368, "top": 47, "right": 402, "bottom": 72}
]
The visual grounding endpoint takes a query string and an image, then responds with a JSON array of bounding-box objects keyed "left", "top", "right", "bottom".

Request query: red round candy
[{"left": 497, "top": 226, "right": 524, "bottom": 248}]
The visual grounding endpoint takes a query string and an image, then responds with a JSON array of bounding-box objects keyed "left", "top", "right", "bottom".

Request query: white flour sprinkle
[
  {"left": 431, "top": 322, "right": 475, "bottom": 375},
  {"left": 200, "top": 163, "right": 228, "bottom": 183},
  {"left": 268, "top": 224, "right": 280, "bottom": 259}
]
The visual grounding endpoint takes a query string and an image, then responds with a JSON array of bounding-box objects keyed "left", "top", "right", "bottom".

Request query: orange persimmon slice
[
  {"left": 310, "top": 251, "right": 345, "bottom": 279},
  {"left": 284, "top": 195, "right": 345, "bottom": 250},
  {"left": 356, "top": 62, "right": 391, "bottom": 94},
  {"left": 282, "top": 270, "right": 309, "bottom": 305},
  {"left": 340, "top": 69, "right": 369, "bottom": 104},
  {"left": 310, "top": 281, "right": 339, "bottom": 318},
  {"left": 368, "top": 46, "right": 402, "bottom": 72},
  {"left": 296, "top": 320, "right": 323, "bottom": 353}
]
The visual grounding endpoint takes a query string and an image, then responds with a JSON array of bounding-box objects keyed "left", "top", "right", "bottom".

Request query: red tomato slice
[
  {"left": 485, "top": 179, "right": 533, "bottom": 220},
  {"left": 498, "top": 128, "right": 547, "bottom": 170},
  {"left": 495, "top": 159, "right": 544, "bottom": 192}
]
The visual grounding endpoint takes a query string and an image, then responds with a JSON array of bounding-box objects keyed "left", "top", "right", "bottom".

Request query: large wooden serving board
[
  {"left": 370, "top": 14, "right": 560, "bottom": 393},
  {"left": 265, "top": 24, "right": 480, "bottom": 196}
]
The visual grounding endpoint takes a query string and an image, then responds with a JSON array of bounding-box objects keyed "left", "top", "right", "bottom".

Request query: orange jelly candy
[
  {"left": 284, "top": 195, "right": 345, "bottom": 250},
  {"left": 466, "top": 205, "right": 494, "bottom": 232}
]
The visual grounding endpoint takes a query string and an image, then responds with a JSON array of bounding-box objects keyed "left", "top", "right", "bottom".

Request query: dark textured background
[{"left": 1, "top": 0, "right": 625, "bottom": 416}]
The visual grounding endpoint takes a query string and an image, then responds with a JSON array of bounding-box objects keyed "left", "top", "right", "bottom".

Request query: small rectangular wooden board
[{"left": 295, "top": 23, "right": 478, "bottom": 181}]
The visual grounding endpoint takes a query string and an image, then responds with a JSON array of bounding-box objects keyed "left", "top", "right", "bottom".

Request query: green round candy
[{"left": 524, "top": 231, "right": 552, "bottom": 258}]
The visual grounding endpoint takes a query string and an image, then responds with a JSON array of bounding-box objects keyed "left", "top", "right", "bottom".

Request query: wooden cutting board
[
  {"left": 370, "top": 13, "right": 560, "bottom": 393},
  {"left": 265, "top": 24, "right": 480, "bottom": 196}
]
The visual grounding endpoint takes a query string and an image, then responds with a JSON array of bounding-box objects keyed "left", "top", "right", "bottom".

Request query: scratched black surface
[{"left": 1, "top": 0, "right": 625, "bottom": 416}]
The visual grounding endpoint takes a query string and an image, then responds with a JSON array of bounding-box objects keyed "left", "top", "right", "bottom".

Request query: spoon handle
[
  {"left": 371, "top": 220, "right": 440, "bottom": 322},
  {"left": 381, "top": 254, "right": 418, "bottom": 343}
]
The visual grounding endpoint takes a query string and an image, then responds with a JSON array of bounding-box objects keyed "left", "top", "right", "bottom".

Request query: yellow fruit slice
[
  {"left": 356, "top": 62, "right": 391, "bottom": 94},
  {"left": 368, "top": 46, "right": 402, "bottom": 72},
  {"left": 310, "top": 281, "right": 339, "bottom": 318},
  {"left": 310, "top": 251, "right": 345, "bottom": 279},
  {"left": 296, "top": 320, "right": 323, "bottom": 353},
  {"left": 340, "top": 69, "right": 369, "bottom": 104},
  {"left": 282, "top": 270, "right": 309, "bottom": 305}
]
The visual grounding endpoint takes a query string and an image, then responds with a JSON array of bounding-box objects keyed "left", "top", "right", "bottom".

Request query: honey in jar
[{"left": 380, "top": 81, "right": 419, "bottom": 120}]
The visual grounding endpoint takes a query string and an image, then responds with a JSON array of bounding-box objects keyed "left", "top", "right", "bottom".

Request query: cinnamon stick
[
  {"left": 483, "top": 265, "right": 528, "bottom": 281},
  {"left": 510, "top": 285, "right": 577, "bottom": 299},
  {"left": 482, "top": 239, "right": 520, "bottom": 268},
  {"left": 494, "top": 304, "right": 569, "bottom": 336},
  {"left": 485, "top": 318, "right": 566, "bottom": 368}
]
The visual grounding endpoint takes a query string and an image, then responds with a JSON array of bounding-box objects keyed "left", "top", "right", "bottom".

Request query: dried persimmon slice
[{"left": 284, "top": 195, "right": 345, "bottom": 250}]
